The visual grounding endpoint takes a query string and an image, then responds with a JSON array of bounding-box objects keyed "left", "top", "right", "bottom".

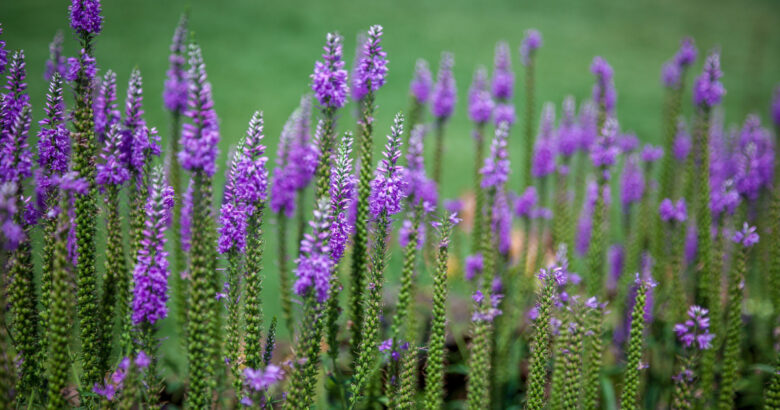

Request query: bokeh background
[{"left": 2, "top": 0, "right": 780, "bottom": 400}]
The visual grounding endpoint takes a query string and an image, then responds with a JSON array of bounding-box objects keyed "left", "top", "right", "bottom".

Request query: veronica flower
[
  {"left": 404, "top": 124, "right": 438, "bottom": 207},
  {"left": 330, "top": 132, "right": 355, "bottom": 262},
  {"left": 131, "top": 167, "right": 174, "bottom": 326},
  {"left": 410, "top": 58, "right": 432, "bottom": 104},
  {"left": 94, "top": 70, "right": 120, "bottom": 144},
  {"left": 369, "top": 113, "right": 407, "bottom": 217},
  {"left": 44, "top": 31, "right": 67, "bottom": 81},
  {"left": 531, "top": 103, "right": 557, "bottom": 178},
  {"left": 352, "top": 25, "right": 388, "bottom": 101},
  {"left": 179, "top": 43, "right": 220, "bottom": 177},
  {"left": 36, "top": 73, "right": 71, "bottom": 205},
  {"left": 520, "top": 29, "right": 542, "bottom": 66},
  {"left": 431, "top": 52, "right": 456, "bottom": 119},
  {"left": 493, "top": 190, "right": 512, "bottom": 254},
  {"left": 590, "top": 56, "right": 616, "bottom": 114},
  {"left": 590, "top": 117, "right": 620, "bottom": 169},
  {"left": 734, "top": 115, "right": 774, "bottom": 201},
  {"left": 492, "top": 41, "right": 514, "bottom": 100},
  {"left": 672, "top": 119, "right": 692, "bottom": 161},
  {"left": 481, "top": 122, "right": 511, "bottom": 190},
  {"left": 693, "top": 52, "right": 725, "bottom": 108},
  {"left": 659, "top": 198, "right": 687, "bottom": 222},
  {"left": 218, "top": 149, "right": 248, "bottom": 254},
  {"left": 70, "top": 0, "right": 102, "bottom": 35},
  {"left": 620, "top": 154, "right": 645, "bottom": 211},
  {"left": 468, "top": 66, "right": 493, "bottom": 124},
  {"left": 293, "top": 199, "right": 333, "bottom": 303},
  {"left": 556, "top": 96, "right": 580, "bottom": 158},
  {"left": 311, "top": 33, "right": 349, "bottom": 109},
  {"left": 164, "top": 13, "right": 189, "bottom": 114}
]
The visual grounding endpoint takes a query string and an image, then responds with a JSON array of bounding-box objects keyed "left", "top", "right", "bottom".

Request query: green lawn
[{"left": 2, "top": 0, "right": 779, "bottom": 395}]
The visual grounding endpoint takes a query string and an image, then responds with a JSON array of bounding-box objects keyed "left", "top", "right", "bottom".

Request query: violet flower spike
[
  {"left": 693, "top": 51, "right": 725, "bottom": 108},
  {"left": 352, "top": 25, "right": 388, "bottom": 101},
  {"left": 218, "top": 148, "right": 248, "bottom": 254},
  {"left": 234, "top": 111, "right": 269, "bottom": 210},
  {"left": 369, "top": 113, "right": 407, "bottom": 217},
  {"left": 330, "top": 132, "right": 355, "bottom": 262},
  {"left": 731, "top": 222, "right": 759, "bottom": 248},
  {"left": 311, "top": 32, "right": 349, "bottom": 109},
  {"left": 94, "top": 70, "right": 119, "bottom": 143},
  {"left": 69, "top": 0, "right": 103, "bottom": 35},
  {"left": 96, "top": 125, "right": 130, "bottom": 188},
  {"left": 492, "top": 41, "right": 514, "bottom": 100},
  {"left": 531, "top": 102, "right": 557, "bottom": 178},
  {"left": 431, "top": 52, "right": 456, "bottom": 119},
  {"left": 468, "top": 66, "right": 493, "bottom": 124},
  {"left": 179, "top": 42, "right": 220, "bottom": 177},
  {"left": 590, "top": 56, "right": 616, "bottom": 114},
  {"left": 164, "top": 13, "right": 190, "bottom": 113},
  {"left": 293, "top": 198, "right": 334, "bottom": 303},
  {"left": 44, "top": 31, "right": 67, "bottom": 81},
  {"left": 519, "top": 29, "right": 542, "bottom": 66},
  {"left": 481, "top": 121, "right": 511, "bottom": 189},
  {"left": 410, "top": 58, "right": 432, "bottom": 104}
]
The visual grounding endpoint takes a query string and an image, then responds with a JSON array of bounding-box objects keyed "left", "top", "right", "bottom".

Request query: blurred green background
[{"left": 2, "top": 0, "right": 779, "bottom": 395}]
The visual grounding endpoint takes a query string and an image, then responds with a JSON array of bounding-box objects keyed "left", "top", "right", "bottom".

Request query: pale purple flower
[
  {"left": 514, "top": 186, "right": 537, "bottom": 218},
  {"left": 468, "top": 66, "right": 493, "bottom": 124},
  {"left": 493, "top": 103, "right": 516, "bottom": 126},
  {"left": 311, "top": 33, "right": 349, "bottom": 109},
  {"left": 519, "top": 29, "right": 542, "bottom": 66},
  {"left": 674, "top": 38, "right": 698, "bottom": 68},
  {"left": 404, "top": 124, "right": 438, "bottom": 207},
  {"left": 731, "top": 222, "right": 759, "bottom": 247},
  {"left": 591, "top": 56, "right": 616, "bottom": 114},
  {"left": 44, "top": 31, "right": 67, "bottom": 81},
  {"left": 734, "top": 115, "right": 774, "bottom": 200},
  {"left": 471, "top": 290, "right": 503, "bottom": 322},
  {"left": 465, "top": 253, "right": 483, "bottom": 280},
  {"left": 617, "top": 132, "right": 639, "bottom": 154},
  {"left": 607, "top": 244, "right": 624, "bottom": 292},
  {"left": 640, "top": 144, "right": 663, "bottom": 163},
  {"left": 481, "top": 122, "right": 511, "bottom": 189},
  {"left": 64, "top": 48, "right": 96, "bottom": 84},
  {"left": 135, "top": 351, "right": 151, "bottom": 369},
  {"left": 352, "top": 25, "right": 388, "bottom": 101},
  {"left": 578, "top": 101, "right": 598, "bottom": 151},
  {"left": 92, "top": 357, "right": 130, "bottom": 401},
  {"left": 179, "top": 43, "right": 220, "bottom": 177},
  {"left": 557, "top": 96, "right": 580, "bottom": 157},
  {"left": 590, "top": 117, "right": 620, "bottom": 168},
  {"left": 684, "top": 223, "right": 697, "bottom": 266},
  {"left": 672, "top": 119, "right": 691, "bottom": 161},
  {"left": 661, "top": 61, "right": 681, "bottom": 89},
  {"left": 330, "top": 132, "right": 355, "bottom": 261},
  {"left": 369, "top": 113, "right": 407, "bottom": 217},
  {"left": 410, "top": 59, "right": 432, "bottom": 104},
  {"left": 36, "top": 73, "right": 71, "bottom": 208},
  {"left": 218, "top": 150, "right": 248, "bottom": 254},
  {"left": 244, "top": 365, "right": 284, "bottom": 391},
  {"left": 531, "top": 103, "right": 557, "bottom": 178},
  {"left": 674, "top": 305, "right": 714, "bottom": 350},
  {"left": 94, "top": 70, "right": 120, "bottom": 144},
  {"left": 493, "top": 190, "right": 512, "bottom": 254},
  {"left": 492, "top": 41, "right": 514, "bottom": 100},
  {"left": 164, "top": 13, "right": 189, "bottom": 114},
  {"left": 235, "top": 111, "right": 269, "bottom": 210},
  {"left": 658, "top": 198, "right": 687, "bottom": 222},
  {"left": 620, "top": 154, "right": 644, "bottom": 209},
  {"left": 270, "top": 102, "right": 318, "bottom": 217},
  {"left": 693, "top": 52, "right": 725, "bottom": 108},
  {"left": 431, "top": 52, "right": 456, "bottom": 119},
  {"left": 294, "top": 199, "right": 334, "bottom": 303},
  {"left": 96, "top": 125, "right": 130, "bottom": 187},
  {"left": 132, "top": 167, "right": 174, "bottom": 325}
]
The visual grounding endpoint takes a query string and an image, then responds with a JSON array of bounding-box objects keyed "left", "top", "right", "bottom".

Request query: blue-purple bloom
[
  {"left": 404, "top": 124, "right": 438, "bottom": 207},
  {"left": 607, "top": 244, "right": 624, "bottom": 292},
  {"left": 132, "top": 167, "right": 174, "bottom": 325},
  {"left": 244, "top": 365, "right": 284, "bottom": 391},
  {"left": 69, "top": 0, "right": 103, "bottom": 35},
  {"left": 468, "top": 66, "right": 493, "bottom": 124},
  {"left": 164, "top": 14, "right": 189, "bottom": 114},
  {"left": 578, "top": 101, "right": 598, "bottom": 151},
  {"left": 352, "top": 25, "right": 388, "bottom": 101},
  {"left": 294, "top": 199, "right": 334, "bottom": 303},
  {"left": 44, "top": 31, "right": 67, "bottom": 81},
  {"left": 519, "top": 29, "right": 542, "bottom": 66},
  {"left": 179, "top": 43, "right": 220, "bottom": 177},
  {"left": 674, "top": 305, "right": 714, "bottom": 350},
  {"left": 36, "top": 73, "right": 71, "bottom": 205},
  {"left": 493, "top": 190, "right": 512, "bottom": 254},
  {"left": 64, "top": 48, "right": 96, "bottom": 84},
  {"left": 514, "top": 186, "right": 538, "bottom": 218},
  {"left": 640, "top": 144, "right": 663, "bottom": 163},
  {"left": 733, "top": 115, "right": 774, "bottom": 200},
  {"left": 96, "top": 125, "right": 130, "bottom": 188},
  {"left": 219, "top": 149, "right": 248, "bottom": 254},
  {"left": 590, "top": 117, "right": 620, "bottom": 168},
  {"left": 557, "top": 96, "right": 580, "bottom": 158},
  {"left": 659, "top": 198, "right": 687, "bottom": 222},
  {"left": 93, "top": 357, "right": 130, "bottom": 401},
  {"left": 235, "top": 111, "right": 269, "bottom": 211},
  {"left": 94, "top": 70, "right": 120, "bottom": 144},
  {"left": 590, "top": 56, "right": 616, "bottom": 114},
  {"left": 481, "top": 122, "right": 511, "bottom": 189},
  {"left": 311, "top": 33, "right": 349, "bottom": 109},
  {"left": 410, "top": 59, "right": 432, "bottom": 104},
  {"left": 531, "top": 103, "right": 557, "bottom": 178},
  {"left": 471, "top": 290, "right": 503, "bottom": 322},
  {"left": 672, "top": 119, "right": 691, "bottom": 161},
  {"left": 693, "top": 52, "right": 725, "bottom": 108},
  {"left": 492, "top": 41, "right": 514, "bottom": 100},
  {"left": 620, "top": 154, "right": 645, "bottom": 209},
  {"left": 330, "top": 132, "right": 355, "bottom": 261},
  {"left": 431, "top": 52, "right": 456, "bottom": 119},
  {"left": 464, "top": 253, "right": 483, "bottom": 280},
  {"left": 732, "top": 223, "right": 759, "bottom": 248},
  {"left": 369, "top": 113, "right": 407, "bottom": 217},
  {"left": 0, "top": 24, "right": 6, "bottom": 74},
  {"left": 493, "top": 103, "right": 516, "bottom": 126}
]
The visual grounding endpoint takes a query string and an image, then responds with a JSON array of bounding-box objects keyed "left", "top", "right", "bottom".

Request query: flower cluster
[
  {"left": 731, "top": 223, "right": 759, "bottom": 247},
  {"left": 179, "top": 43, "right": 220, "bottom": 176},
  {"left": 294, "top": 199, "right": 334, "bottom": 303},
  {"left": 45, "top": 31, "right": 67, "bottom": 81},
  {"left": 69, "top": 0, "right": 103, "bottom": 35},
  {"left": 590, "top": 56, "right": 616, "bottom": 113},
  {"left": 94, "top": 70, "right": 120, "bottom": 143},
  {"left": 658, "top": 198, "right": 687, "bottom": 222},
  {"left": 468, "top": 66, "right": 493, "bottom": 124},
  {"left": 519, "top": 29, "right": 542, "bottom": 66},
  {"left": 431, "top": 52, "right": 456, "bottom": 119},
  {"left": 492, "top": 41, "right": 513, "bottom": 99},
  {"left": 330, "top": 132, "right": 356, "bottom": 261},
  {"left": 590, "top": 117, "right": 620, "bottom": 168},
  {"left": 311, "top": 33, "right": 349, "bottom": 108},
  {"left": 270, "top": 100, "right": 318, "bottom": 216},
  {"left": 619, "top": 154, "right": 644, "bottom": 209},
  {"left": 531, "top": 103, "right": 557, "bottom": 178},
  {"left": 369, "top": 113, "right": 407, "bottom": 217},
  {"left": 693, "top": 52, "right": 725, "bottom": 108},
  {"left": 96, "top": 126, "right": 130, "bottom": 187},
  {"left": 352, "top": 25, "right": 388, "bottom": 100},
  {"left": 481, "top": 122, "right": 510, "bottom": 189},
  {"left": 164, "top": 13, "right": 190, "bottom": 113},
  {"left": 471, "top": 290, "right": 503, "bottom": 322},
  {"left": 661, "top": 37, "right": 698, "bottom": 88},
  {"left": 674, "top": 306, "right": 714, "bottom": 350},
  {"left": 409, "top": 58, "right": 432, "bottom": 103}
]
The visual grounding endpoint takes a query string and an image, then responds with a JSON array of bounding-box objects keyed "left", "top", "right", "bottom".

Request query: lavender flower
[
  {"left": 591, "top": 56, "right": 616, "bottom": 114},
  {"left": 514, "top": 186, "right": 538, "bottom": 218},
  {"left": 94, "top": 70, "right": 119, "bottom": 143},
  {"left": 578, "top": 101, "right": 598, "bottom": 151},
  {"left": 294, "top": 199, "right": 333, "bottom": 303},
  {"left": 640, "top": 144, "right": 663, "bottom": 163},
  {"left": 672, "top": 119, "right": 691, "bottom": 161},
  {"left": 590, "top": 117, "right": 620, "bottom": 168},
  {"left": 244, "top": 365, "right": 284, "bottom": 391},
  {"left": 471, "top": 290, "right": 503, "bottom": 322},
  {"left": 218, "top": 150, "right": 248, "bottom": 254},
  {"left": 410, "top": 59, "right": 432, "bottom": 103},
  {"left": 369, "top": 113, "right": 407, "bottom": 217},
  {"left": 179, "top": 43, "right": 220, "bottom": 177},
  {"left": 608, "top": 244, "right": 624, "bottom": 292},
  {"left": 659, "top": 198, "right": 687, "bottom": 222},
  {"left": 531, "top": 103, "right": 556, "bottom": 178},
  {"left": 731, "top": 223, "right": 759, "bottom": 247},
  {"left": 557, "top": 96, "right": 580, "bottom": 157},
  {"left": 36, "top": 74, "right": 71, "bottom": 204},
  {"left": 69, "top": 0, "right": 103, "bottom": 35},
  {"left": 620, "top": 154, "right": 644, "bottom": 209},
  {"left": 131, "top": 167, "right": 174, "bottom": 325},
  {"left": 519, "top": 29, "right": 542, "bottom": 66},
  {"left": 311, "top": 33, "right": 349, "bottom": 109},
  {"left": 2, "top": 51, "right": 30, "bottom": 142},
  {"left": 675, "top": 38, "right": 698, "bottom": 67},
  {"left": 180, "top": 181, "right": 193, "bottom": 252},
  {"left": 431, "top": 52, "right": 456, "bottom": 119},
  {"left": 493, "top": 103, "right": 516, "bottom": 126},
  {"left": 493, "top": 190, "right": 512, "bottom": 254},
  {"left": 270, "top": 101, "right": 318, "bottom": 217},
  {"left": 480, "top": 122, "right": 511, "bottom": 191},
  {"left": 674, "top": 305, "right": 714, "bottom": 350},
  {"left": 330, "top": 132, "right": 355, "bottom": 262},
  {"left": 492, "top": 41, "right": 514, "bottom": 100},
  {"left": 468, "top": 66, "right": 493, "bottom": 124},
  {"left": 96, "top": 125, "right": 129, "bottom": 187},
  {"left": 465, "top": 253, "right": 484, "bottom": 280},
  {"left": 693, "top": 52, "right": 725, "bottom": 108},
  {"left": 164, "top": 13, "right": 189, "bottom": 113},
  {"left": 352, "top": 25, "right": 388, "bottom": 101},
  {"left": 661, "top": 61, "right": 681, "bottom": 89},
  {"left": 44, "top": 31, "right": 67, "bottom": 81},
  {"left": 235, "top": 111, "right": 269, "bottom": 210},
  {"left": 64, "top": 48, "right": 96, "bottom": 83},
  {"left": 734, "top": 115, "right": 774, "bottom": 200},
  {"left": 404, "top": 125, "right": 438, "bottom": 206}
]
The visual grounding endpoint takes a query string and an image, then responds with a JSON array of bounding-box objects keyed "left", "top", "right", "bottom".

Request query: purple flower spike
[
  {"left": 481, "top": 122, "right": 511, "bottom": 189},
  {"left": 557, "top": 96, "right": 580, "bottom": 157},
  {"left": 45, "top": 31, "right": 67, "bottom": 81},
  {"left": 311, "top": 33, "right": 349, "bottom": 109},
  {"left": 661, "top": 61, "right": 681, "bottom": 89},
  {"left": 658, "top": 198, "right": 687, "bottom": 223},
  {"left": 94, "top": 70, "right": 120, "bottom": 144},
  {"left": 164, "top": 14, "right": 189, "bottom": 114},
  {"left": 369, "top": 113, "right": 407, "bottom": 217},
  {"left": 218, "top": 149, "right": 248, "bottom": 254},
  {"left": 180, "top": 181, "right": 193, "bottom": 252},
  {"left": 244, "top": 365, "right": 284, "bottom": 391},
  {"left": 672, "top": 119, "right": 691, "bottom": 161},
  {"left": 64, "top": 48, "right": 96, "bottom": 83},
  {"left": 132, "top": 167, "right": 174, "bottom": 325},
  {"left": 640, "top": 144, "right": 663, "bottom": 163},
  {"left": 70, "top": 0, "right": 103, "bottom": 35},
  {"left": 734, "top": 115, "right": 773, "bottom": 201},
  {"left": 294, "top": 199, "right": 334, "bottom": 303},
  {"left": 493, "top": 103, "right": 516, "bottom": 126},
  {"left": 404, "top": 125, "right": 438, "bottom": 207},
  {"left": 410, "top": 59, "right": 432, "bottom": 104},
  {"left": 532, "top": 103, "right": 557, "bottom": 178},
  {"left": 0, "top": 24, "right": 6, "bottom": 74},
  {"left": 693, "top": 52, "right": 725, "bottom": 108},
  {"left": 330, "top": 132, "right": 355, "bottom": 262},
  {"left": 674, "top": 305, "right": 714, "bottom": 350},
  {"left": 620, "top": 154, "right": 645, "bottom": 209},
  {"left": 731, "top": 222, "right": 759, "bottom": 247},
  {"left": 519, "top": 29, "right": 542, "bottom": 66},
  {"left": 96, "top": 126, "right": 130, "bottom": 187},
  {"left": 36, "top": 73, "right": 71, "bottom": 202},
  {"left": 431, "top": 52, "right": 456, "bottom": 119},
  {"left": 468, "top": 66, "right": 493, "bottom": 124},
  {"left": 675, "top": 38, "right": 698, "bottom": 68},
  {"left": 514, "top": 186, "right": 538, "bottom": 218},
  {"left": 465, "top": 253, "right": 484, "bottom": 280},
  {"left": 493, "top": 190, "right": 512, "bottom": 254},
  {"left": 590, "top": 117, "right": 620, "bottom": 168},
  {"left": 591, "top": 56, "right": 616, "bottom": 114},
  {"left": 352, "top": 25, "right": 388, "bottom": 101},
  {"left": 492, "top": 41, "right": 514, "bottom": 100},
  {"left": 179, "top": 43, "right": 220, "bottom": 177},
  {"left": 235, "top": 111, "right": 269, "bottom": 210},
  {"left": 578, "top": 101, "right": 598, "bottom": 151}
]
